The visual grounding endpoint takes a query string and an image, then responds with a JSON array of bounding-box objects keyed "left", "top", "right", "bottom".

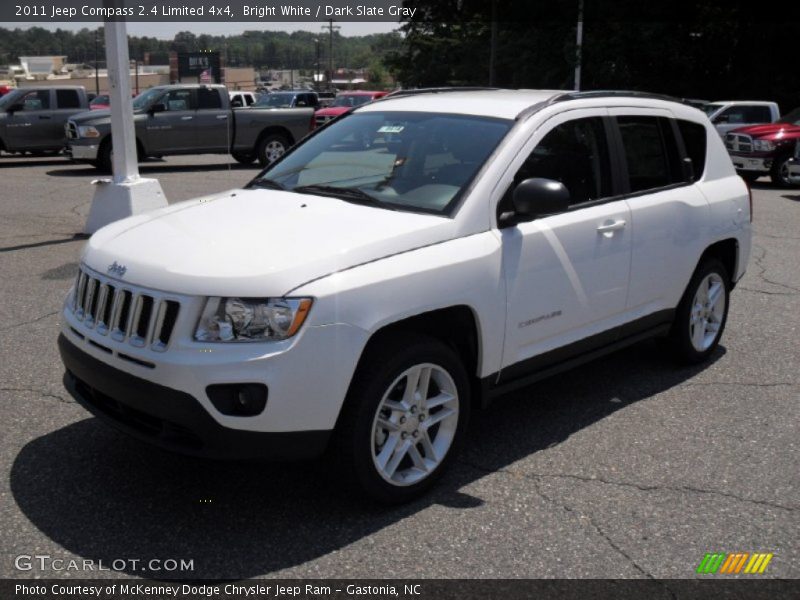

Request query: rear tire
[
  {"left": 333, "top": 333, "right": 470, "bottom": 504},
  {"left": 256, "top": 133, "right": 289, "bottom": 167},
  {"left": 668, "top": 258, "right": 730, "bottom": 364}
]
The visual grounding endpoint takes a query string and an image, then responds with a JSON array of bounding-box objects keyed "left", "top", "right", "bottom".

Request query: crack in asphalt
[
  {"left": 751, "top": 244, "right": 800, "bottom": 294},
  {"left": 0, "top": 310, "right": 59, "bottom": 333},
  {"left": 0, "top": 387, "right": 73, "bottom": 404},
  {"left": 739, "top": 286, "right": 799, "bottom": 297}
]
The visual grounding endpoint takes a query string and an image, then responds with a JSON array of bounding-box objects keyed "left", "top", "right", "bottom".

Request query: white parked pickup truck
[
  {"left": 58, "top": 89, "right": 752, "bottom": 503},
  {"left": 702, "top": 100, "right": 780, "bottom": 138}
]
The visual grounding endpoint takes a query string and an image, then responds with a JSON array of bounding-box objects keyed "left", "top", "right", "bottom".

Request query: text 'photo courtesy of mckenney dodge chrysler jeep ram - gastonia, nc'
[{"left": 56, "top": 89, "right": 753, "bottom": 503}]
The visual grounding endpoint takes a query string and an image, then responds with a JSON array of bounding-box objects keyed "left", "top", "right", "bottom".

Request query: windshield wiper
[
  {"left": 292, "top": 185, "right": 395, "bottom": 210},
  {"left": 249, "top": 178, "right": 285, "bottom": 191}
]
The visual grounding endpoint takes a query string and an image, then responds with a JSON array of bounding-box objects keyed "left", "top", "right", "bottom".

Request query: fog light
[{"left": 206, "top": 384, "right": 268, "bottom": 416}]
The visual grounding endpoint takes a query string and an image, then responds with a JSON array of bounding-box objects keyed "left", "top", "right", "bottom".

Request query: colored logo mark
[{"left": 696, "top": 552, "right": 774, "bottom": 574}]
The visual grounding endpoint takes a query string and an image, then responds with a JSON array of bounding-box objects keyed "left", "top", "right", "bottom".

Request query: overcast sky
[{"left": 8, "top": 21, "right": 399, "bottom": 38}]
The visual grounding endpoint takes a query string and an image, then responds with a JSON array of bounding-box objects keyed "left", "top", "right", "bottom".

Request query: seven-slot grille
[
  {"left": 71, "top": 267, "right": 180, "bottom": 352},
  {"left": 726, "top": 133, "right": 754, "bottom": 153},
  {"left": 66, "top": 121, "right": 78, "bottom": 140}
]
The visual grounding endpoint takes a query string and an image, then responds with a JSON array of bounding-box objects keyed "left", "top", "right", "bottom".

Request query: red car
[
  {"left": 726, "top": 106, "right": 800, "bottom": 186},
  {"left": 89, "top": 94, "right": 110, "bottom": 110},
  {"left": 0, "top": 85, "right": 12, "bottom": 98},
  {"left": 314, "top": 90, "right": 388, "bottom": 128}
]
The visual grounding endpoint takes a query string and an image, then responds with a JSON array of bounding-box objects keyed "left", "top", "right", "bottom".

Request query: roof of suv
[{"left": 361, "top": 88, "right": 691, "bottom": 120}]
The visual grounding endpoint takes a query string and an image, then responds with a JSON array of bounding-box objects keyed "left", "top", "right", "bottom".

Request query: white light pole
[
  {"left": 574, "top": 0, "right": 584, "bottom": 91},
  {"left": 84, "top": 0, "right": 166, "bottom": 234}
]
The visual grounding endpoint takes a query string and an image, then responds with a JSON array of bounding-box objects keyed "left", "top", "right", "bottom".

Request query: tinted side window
[
  {"left": 162, "top": 89, "right": 195, "bottom": 111},
  {"left": 19, "top": 90, "right": 50, "bottom": 111},
  {"left": 617, "top": 116, "right": 681, "bottom": 193},
  {"left": 56, "top": 89, "right": 81, "bottom": 109},
  {"left": 677, "top": 120, "right": 707, "bottom": 180},
  {"left": 245, "top": 94, "right": 255, "bottom": 106},
  {"left": 743, "top": 106, "right": 772, "bottom": 123},
  {"left": 197, "top": 88, "right": 223, "bottom": 109},
  {"left": 507, "top": 117, "right": 613, "bottom": 206}
]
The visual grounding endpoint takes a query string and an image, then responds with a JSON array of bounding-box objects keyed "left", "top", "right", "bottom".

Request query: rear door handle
[
  {"left": 181, "top": 116, "right": 193, "bottom": 121},
  {"left": 216, "top": 114, "right": 228, "bottom": 120},
  {"left": 597, "top": 219, "right": 627, "bottom": 235}
]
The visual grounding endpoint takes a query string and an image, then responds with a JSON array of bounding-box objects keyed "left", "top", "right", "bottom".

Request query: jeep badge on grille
[{"left": 107, "top": 261, "right": 127, "bottom": 278}]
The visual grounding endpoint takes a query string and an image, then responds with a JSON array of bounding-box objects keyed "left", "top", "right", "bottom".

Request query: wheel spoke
[
  {"left": 407, "top": 444, "right": 429, "bottom": 473},
  {"left": 377, "top": 417, "right": 399, "bottom": 432},
  {"left": 419, "top": 431, "right": 438, "bottom": 462},
  {"left": 402, "top": 367, "right": 422, "bottom": 405},
  {"left": 375, "top": 432, "right": 401, "bottom": 470},
  {"left": 384, "top": 439, "right": 412, "bottom": 478},
  {"left": 417, "top": 367, "right": 432, "bottom": 404},
  {"left": 692, "top": 319, "right": 706, "bottom": 348},
  {"left": 425, "top": 392, "right": 454, "bottom": 410},
  {"left": 423, "top": 406, "right": 455, "bottom": 429},
  {"left": 708, "top": 281, "right": 723, "bottom": 309}
]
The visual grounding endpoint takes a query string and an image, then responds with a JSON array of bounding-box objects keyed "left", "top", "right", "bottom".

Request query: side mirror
[
  {"left": 7, "top": 103, "right": 24, "bottom": 114},
  {"left": 501, "top": 178, "right": 571, "bottom": 226},
  {"left": 713, "top": 114, "right": 729, "bottom": 124},
  {"left": 149, "top": 103, "right": 166, "bottom": 114}
]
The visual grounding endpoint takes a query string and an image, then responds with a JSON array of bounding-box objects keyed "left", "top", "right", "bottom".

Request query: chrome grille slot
[
  {"left": 726, "top": 133, "right": 753, "bottom": 154},
  {"left": 68, "top": 266, "right": 182, "bottom": 353},
  {"left": 66, "top": 121, "right": 78, "bottom": 140}
]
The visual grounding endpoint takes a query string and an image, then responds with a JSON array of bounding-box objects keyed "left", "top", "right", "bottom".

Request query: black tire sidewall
[
  {"left": 671, "top": 258, "right": 730, "bottom": 364},
  {"left": 342, "top": 334, "right": 471, "bottom": 504},
  {"left": 770, "top": 155, "right": 792, "bottom": 188}
]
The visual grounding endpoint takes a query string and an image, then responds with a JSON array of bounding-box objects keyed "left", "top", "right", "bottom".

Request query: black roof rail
[{"left": 552, "top": 90, "right": 682, "bottom": 104}]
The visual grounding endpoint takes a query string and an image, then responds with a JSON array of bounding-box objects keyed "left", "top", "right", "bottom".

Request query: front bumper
[
  {"left": 789, "top": 158, "right": 800, "bottom": 185},
  {"left": 729, "top": 154, "right": 771, "bottom": 174},
  {"left": 58, "top": 334, "right": 331, "bottom": 460},
  {"left": 67, "top": 141, "right": 99, "bottom": 161}
]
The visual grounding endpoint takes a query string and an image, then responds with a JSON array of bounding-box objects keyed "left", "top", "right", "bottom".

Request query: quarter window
[
  {"left": 507, "top": 117, "right": 613, "bottom": 207},
  {"left": 676, "top": 120, "right": 707, "bottom": 180},
  {"left": 617, "top": 116, "right": 682, "bottom": 193}
]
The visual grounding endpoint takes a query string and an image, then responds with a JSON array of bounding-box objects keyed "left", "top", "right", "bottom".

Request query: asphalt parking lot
[{"left": 0, "top": 154, "right": 797, "bottom": 580}]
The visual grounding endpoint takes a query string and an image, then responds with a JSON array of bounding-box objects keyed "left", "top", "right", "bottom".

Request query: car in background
[
  {"left": 725, "top": 106, "right": 800, "bottom": 186},
  {"left": 681, "top": 98, "right": 709, "bottom": 111},
  {"left": 254, "top": 90, "right": 320, "bottom": 110},
  {"left": 0, "top": 86, "right": 91, "bottom": 155},
  {"left": 90, "top": 94, "right": 110, "bottom": 110},
  {"left": 229, "top": 90, "right": 258, "bottom": 108},
  {"left": 314, "top": 90, "right": 389, "bottom": 127},
  {"left": 317, "top": 90, "right": 336, "bottom": 108},
  {"left": 703, "top": 101, "right": 779, "bottom": 138},
  {"left": 787, "top": 140, "right": 800, "bottom": 186},
  {"left": 0, "top": 85, "right": 12, "bottom": 98}
]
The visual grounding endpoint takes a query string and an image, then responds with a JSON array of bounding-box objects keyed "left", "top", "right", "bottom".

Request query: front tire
[
  {"left": 256, "top": 134, "right": 289, "bottom": 167},
  {"left": 770, "top": 154, "right": 793, "bottom": 188},
  {"left": 335, "top": 334, "right": 470, "bottom": 503},
  {"left": 669, "top": 258, "right": 730, "bottom": 364},
  {"left": 231, "top": 151, "right": 256, "bottom": 165}
]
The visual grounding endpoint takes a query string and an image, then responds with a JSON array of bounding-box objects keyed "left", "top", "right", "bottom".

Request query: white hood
[{"left": 82, "top": 188, "right": 455, "bottom": 296}]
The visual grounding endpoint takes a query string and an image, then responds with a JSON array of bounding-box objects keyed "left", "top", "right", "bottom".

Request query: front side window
[
  {"left": 506, "top": 117, "right": 613, "bottom": 207},
  {"left": 617, "top": 116, "right": 682, "bottom": 193},
  {"left": 15, "top": 90, "right": 50, "bottom": 111},
  {"left": 253, "top": 111, "right": 512, "bottom": 215},
  {"left": 255, "top": 94, "right": 295, "bottom": 108},
  {"left": 162, "top": 89, "right": 195, "bottom": 111}
]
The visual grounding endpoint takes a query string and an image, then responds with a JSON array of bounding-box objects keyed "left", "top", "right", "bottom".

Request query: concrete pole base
[{"left": 83, "top": 178, "right": 168, "bottom": 234}]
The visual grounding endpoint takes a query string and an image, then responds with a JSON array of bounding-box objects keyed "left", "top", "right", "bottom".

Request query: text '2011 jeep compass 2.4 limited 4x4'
[{"left": 59, "top": 89, "right": 752, "bottom": 503}]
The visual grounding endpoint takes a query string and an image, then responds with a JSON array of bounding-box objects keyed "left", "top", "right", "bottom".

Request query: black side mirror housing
[
  {"left": 713, "top": 114, "right": 728, "bottom": 124},
  {"left": 7, "top": 103, "right": 24, "bottom": 114},
  {"left": 500, "top": 178, "right": 571, "bottom": 226},
  {"left": 149, "top": 103, "right": 166, "bottom": 114}
]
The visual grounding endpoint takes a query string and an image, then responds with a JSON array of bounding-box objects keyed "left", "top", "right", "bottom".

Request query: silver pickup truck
[
  {"left": 0, "top": 86, "right": 91, "bottom": 155},
  {"left": 66, "top": 84, "right": 314, "bottom": 172}
]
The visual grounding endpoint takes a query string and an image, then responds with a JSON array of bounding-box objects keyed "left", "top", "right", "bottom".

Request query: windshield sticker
[{"left": 378, "top": 125, "right": 405, "bottom": 133}]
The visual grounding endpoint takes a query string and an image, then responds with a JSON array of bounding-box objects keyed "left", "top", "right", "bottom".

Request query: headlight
[
  {"left": 195, "top": 297, "right": 313, "bottom": 342},
  {"left": 77, "top": 125, "right": 100, "bottom": 138},
  {"left": 753, "top": 139, "right": 775, "bottom": 152}
]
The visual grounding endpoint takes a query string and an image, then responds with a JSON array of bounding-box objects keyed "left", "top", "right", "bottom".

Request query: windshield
[
  {"left": 702, "top": 103, "right": 724, "bottom": 116},
  {"left": 253, "top": 111, "right": 513, "bottom": 215},
  {"left": 0, "top": 88, "right": 25, "bottom": 109},
  {"left": 778, "top": 107, "right": 800, "bottom": 125},
  {"left": 132, "top": 88, "right": 165, "bottom": 110},
  {"left": 254, "top": 93, "right": 295, "bottom": 108},
  {"left": 332, "top": 95, "right": 373, "bottom": 108}
]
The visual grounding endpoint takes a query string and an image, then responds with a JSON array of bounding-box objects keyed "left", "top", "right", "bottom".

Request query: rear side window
[
  {"left": 197, "top": 88, "right": 222, "bottom": 109},
  {"left": 617, "top": 116, "right": 682, "bottom": 193},
  {"left": 508, "top": 117, "right": 613, "bottom": 206},
  {"left": 56, "top": 89, "right": 81, "bottom": 109},
  {"left": 676, "top": 120, "right": 707, "bottom": 180}
]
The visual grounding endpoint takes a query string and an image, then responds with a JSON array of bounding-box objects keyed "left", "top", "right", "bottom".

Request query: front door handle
[
  {"left": 181, "top": 116, "right": 193, "bottom": 121},
  {"left": 597, "top": 219, "right": 627, "bottom": 236},
  {"left": 216, "top": 114, "right": 228, "bottom": 120},
  {"left": 38, "top": 115, "right": 52, "bottom": 120}
]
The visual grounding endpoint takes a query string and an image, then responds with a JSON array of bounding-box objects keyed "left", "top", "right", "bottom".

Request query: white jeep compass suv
[{"left": 59, "top": 89, "right": 752, "bottom": 503}]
